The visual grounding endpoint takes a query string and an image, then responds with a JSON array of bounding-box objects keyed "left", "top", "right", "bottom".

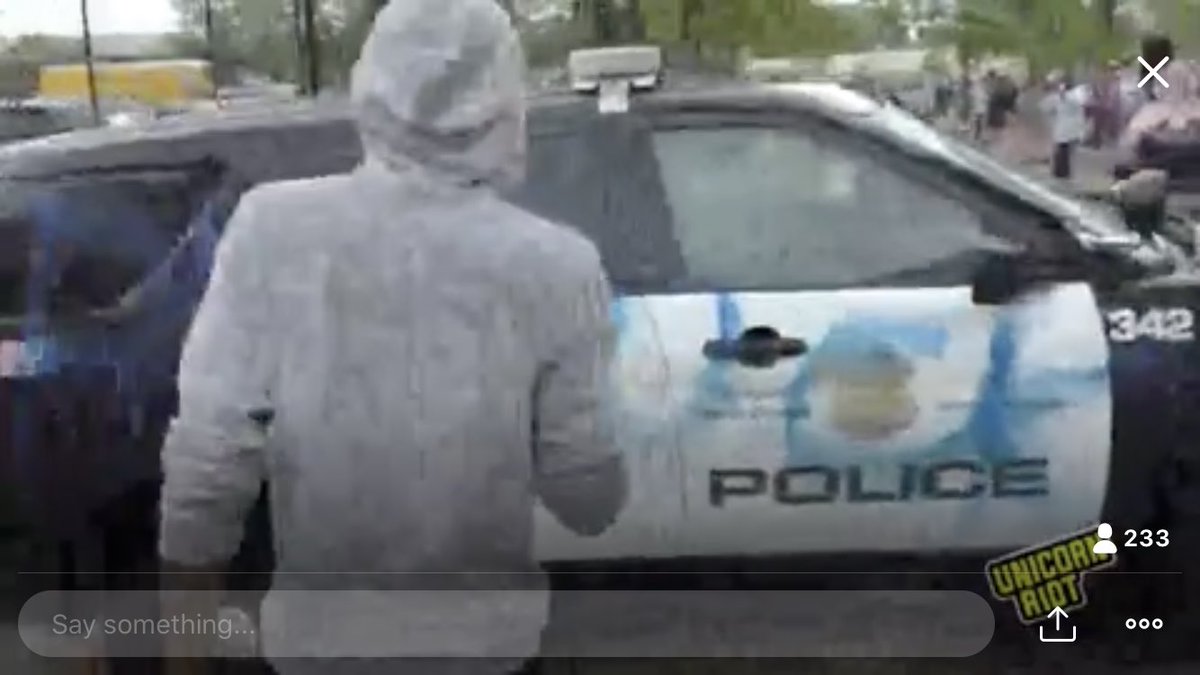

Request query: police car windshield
[{"left": 869, "top": 105, "right": 1132, "bottom": 240}]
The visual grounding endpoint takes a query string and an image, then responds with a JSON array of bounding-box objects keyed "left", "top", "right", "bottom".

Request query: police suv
[{"left": 1, "top": 47, "right": 1198, "bottom": 584}]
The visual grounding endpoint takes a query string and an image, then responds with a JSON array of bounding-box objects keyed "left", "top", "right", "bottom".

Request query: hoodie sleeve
[
  {"left": 532, "top": 245, "right": 628, "bottom": 537},
  {"left": 159, "top": 194, "right": 276, "bottom": 566}
]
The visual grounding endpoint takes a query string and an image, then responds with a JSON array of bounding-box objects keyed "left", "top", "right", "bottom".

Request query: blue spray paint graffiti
[
  {"left": 678, "top": 293, "right": 1107, "bottom": 473},
  {"left": 781, "top": 309, "right": 1107, "bottom": 465},
  {"left": 815, "top": 318, "right": 950, "bottom": 366},
  {"left": 610, "top": 296, "right": 628, "bottom": 338},
  {"left": 687, "top": 293, "right": 742, "bottom": 417},
  {"left": 966, "top": 313, "right": 1018, "bottom": 462},
  {"left": 784, "top": 315, "right": 949, "bottom": 463},
  {"left": 9, "top": 187, "right": 222, "bottom": 498}
]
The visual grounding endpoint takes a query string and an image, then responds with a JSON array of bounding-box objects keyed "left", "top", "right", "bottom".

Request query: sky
[{"left": 0, "top": 0, "right": 180, "bottom": 36}]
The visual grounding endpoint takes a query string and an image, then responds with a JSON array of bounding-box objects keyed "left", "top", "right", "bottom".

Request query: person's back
[
  {"left": 248, "top": 168, "right": 615, "bottom": 576},
  {"left": 158, "top": 0, "right": 628, "bottom": 670}
]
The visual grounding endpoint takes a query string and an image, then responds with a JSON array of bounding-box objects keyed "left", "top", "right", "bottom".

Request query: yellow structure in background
[{"left": 38, "top": 59, "right": 215, "bottom": 107}]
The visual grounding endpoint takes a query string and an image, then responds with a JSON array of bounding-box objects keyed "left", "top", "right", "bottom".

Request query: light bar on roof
[{"left": 568, "top": 46, "right": 662, "bottom": 93}]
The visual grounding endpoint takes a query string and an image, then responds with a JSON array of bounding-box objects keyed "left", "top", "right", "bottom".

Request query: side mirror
[
  {"left": 970, "top": 249, "right": 1085, "bottom": 305},
  {"left": 971, "top": 250, "right": 1027, "bottom": 305},
  {"left": 1112, "top": 169, "right": 1168, "bottom": 239}
]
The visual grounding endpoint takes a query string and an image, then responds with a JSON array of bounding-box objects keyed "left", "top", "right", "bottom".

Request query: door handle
[{"left": 702, "top": 326, "right": 808, "bottom": 368}]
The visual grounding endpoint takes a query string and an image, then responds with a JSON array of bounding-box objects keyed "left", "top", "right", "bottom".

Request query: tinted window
[
  {"left": 651, "top": 126, "right": 1018, "bottom": 291},
  {"left": 510, "top": 115, "right": 684, "bottom": 293},
  {"left": 0, "top": 169, "right": 218, "bottom": 317}
]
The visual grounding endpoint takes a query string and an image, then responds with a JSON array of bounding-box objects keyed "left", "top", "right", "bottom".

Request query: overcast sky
[{"left": 0, "top": 0, "right": 180, "bottom": 36}]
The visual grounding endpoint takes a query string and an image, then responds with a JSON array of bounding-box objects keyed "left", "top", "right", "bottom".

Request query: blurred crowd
[{"left": 867, "top": 34, "right": 1200, "bottom": 184}]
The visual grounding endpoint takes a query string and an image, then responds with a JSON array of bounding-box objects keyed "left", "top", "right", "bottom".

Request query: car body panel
[
  {"left": 0, "top": 81, "right": 1193, "bottom": 571},
  {"left": 631, "top": 283, "right": 1111, "bottom": 559},
  {"left": 533, "top": 296, "right": 682, "bottom": 561},
  {"left": 1096, "top": 282, "right": 1200, "bottom": 528}
]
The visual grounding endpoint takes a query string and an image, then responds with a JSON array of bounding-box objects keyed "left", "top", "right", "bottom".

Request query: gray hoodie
[{"left": 158, "top": 0, "right": 626, "bottom": 665}]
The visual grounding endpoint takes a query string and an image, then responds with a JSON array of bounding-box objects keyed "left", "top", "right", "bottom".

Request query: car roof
[
  {"left": 0, "top": 78, "right": 1135, "bottom": 248},
  {"left": 0, "top": 78, "right": 865, "bottom": 179},
  {"left": 0, "top": 101, "right": 343, "bottom": 175}
]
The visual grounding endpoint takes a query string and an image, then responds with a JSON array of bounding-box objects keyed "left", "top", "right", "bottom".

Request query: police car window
[
  {"left": 0, "top": 170, "right": 215, "bottom": 317},
  {"left": 510, "top": 115, "right": 685, "bottom": 293},
  {"left": 651, "top": 126, "right": 1014, "bottom": 291}
]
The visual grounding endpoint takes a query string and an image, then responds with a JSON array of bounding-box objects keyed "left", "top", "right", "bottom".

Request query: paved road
[
  {"left": 952, "top": 115, "right": 1200, "bottom": 229},
  {"left": 940, "top": 113, "right": 1120, "bottom": 192}
]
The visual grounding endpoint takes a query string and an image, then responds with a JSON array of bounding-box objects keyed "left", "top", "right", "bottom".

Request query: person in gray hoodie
[{"left": 157, "top": 0, "right": 628, "bottom": 673}]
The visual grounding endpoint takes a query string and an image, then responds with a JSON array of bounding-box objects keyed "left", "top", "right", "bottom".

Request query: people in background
[
  {"left": 1137, "top": 34, "right": 1197, "bottom": 103},
  {"left": 1119, "top": 34, "right": 1200, "bottom": 169},
  {"left": 986, "top": 70, "right": 1016, "bottom": 133},
  {"left": 1089, "top": 61, "right": 1122, "bottom": 147},
  {"left": 1113, "top": 32, "right": 1200, "bottom": 182},
  {"left": 934, "top": 76, "right": 954, "bottom": 119},
  {"left": 1041, "top": 70, "right": 1089, "bottom": 180},
  {"left": 1119, "top": 56, "right": 1149, "bottom": 132},
  {"left": 970, "top": 70, "right": 991, "bottom": 140}
]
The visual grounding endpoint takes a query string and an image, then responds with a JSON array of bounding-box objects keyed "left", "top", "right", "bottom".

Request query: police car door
[
  {"left": 641, "top": 110, "right": 1113, "bottom": 556},
  {"left": 509, "top": 108, "right": 683, "bottom": 561}
]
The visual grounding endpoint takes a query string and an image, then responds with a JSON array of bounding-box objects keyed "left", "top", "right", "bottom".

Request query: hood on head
[{"left": 349, "top": 0, "right": 527, "bottom": 188}]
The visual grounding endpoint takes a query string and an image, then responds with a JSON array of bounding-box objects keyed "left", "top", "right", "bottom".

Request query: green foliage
[
  {"left": 928, "top": 0, "right": 1132, "bottom": 74},
  {"left": 574, "top": 0, "right": 647, "bottom": 44},
  {"left": 1145, "top": 0, "right": 1200, "bottom": 58},
  {"left": 1, "top": 34, "right": 85, "bottom": 63},
  {"left": 640, "top": 0, "right": 858, "bottom": 57},
  {"left": 0, "top": 60, "right": 39, "bottom": 97},
  {"left": 172, "top": 0, "right": 378, "bottom": 87},
  {"left": 523, "top": 18, "right": 590, "bottom": 68},
  {"left": 855, "top": 0, "right": 912, "bottom": 49}
]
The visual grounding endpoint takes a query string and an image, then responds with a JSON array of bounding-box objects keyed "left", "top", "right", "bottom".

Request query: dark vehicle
[
  {"left": 0, "top": 99, "right": 89, "bottom": 145},
  {"left": 3, "top": 47, "right": 1199, "bottom": 662}
]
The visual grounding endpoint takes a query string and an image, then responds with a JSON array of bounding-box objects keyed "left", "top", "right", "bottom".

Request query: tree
[
  {"left": 574, "top": 0, "right": 645, "bottom": 44},
  {"left": 81, "top": 0, "right": 101, "bottom": 124},
  {"left": 1145, "top": 0, "right": 1200, "bottom": 57},
  {"left": 173, "top": 0, "right": 379, "bottom": 87},
  {"left": 3, "top": 35, "right": 82, "bottom": 62},
  {"left": 857, "top": 0, "right": 913, "bottom": 49},
  {"left": 639, "top": 0, "right": 858, "bottom": 60},
  {"left": 1098, "top": 0, "right": 1117, "bottom": 34},
  {"left": 927, "top": 0, "right": 1131, "bottom": 78}
]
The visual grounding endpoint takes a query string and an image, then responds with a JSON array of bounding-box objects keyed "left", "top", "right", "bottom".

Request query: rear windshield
[
  {"left": 0, "top": 168, "right": 218, "bottom": 318},
  {"left": 866, "top": 106, "right": 1134, "bottom": 241}
]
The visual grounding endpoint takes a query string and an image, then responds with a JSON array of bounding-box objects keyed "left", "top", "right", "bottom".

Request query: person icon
[{"left": 1094, "top": 523, "right": 1118, "bottom": 555}]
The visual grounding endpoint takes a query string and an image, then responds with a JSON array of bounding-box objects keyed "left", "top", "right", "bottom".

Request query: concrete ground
[{"left": 938, "top": 111, "right": 1121, "bottom": 193}]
